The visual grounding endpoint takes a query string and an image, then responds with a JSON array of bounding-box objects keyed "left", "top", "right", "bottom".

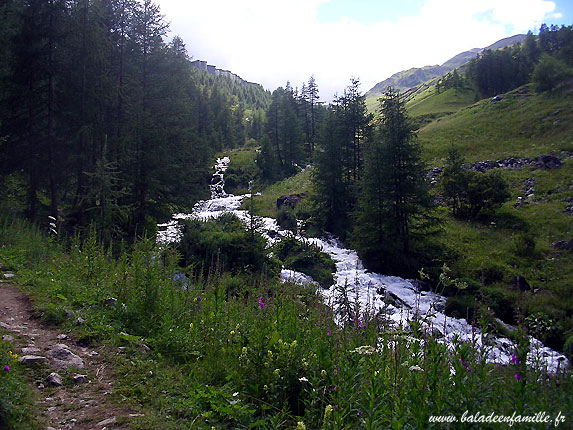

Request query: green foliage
[
  {"left": 0, "top": 341, "right": 38, "bottom": 430},
  {"left": 482, "top": 286, "right": 518, "bottom": 324},
  {"left": 353, "top": 88, "right": 435, "bottom": 276},
  {"left": 440, "top": 147, "right": 511, "bottom": 219},
  {"left": 259, "top": 86, "right": 306, "bottom": 181},
  {"left": 525, "top": 312, "right": 564, "bottom": 350},
  {"left": 1, "top": 217, "right": 572, "bottom": 428},
  {"left": 532, "top": 54, "right": 571, "bottom": 92},
  {"left": 312, "top": 79, "right": 372, "bottom": 238},
  {"left": 274, "top": 236, "right": 336, "bottom": 288},
  {"left": 223, "top": 147, "right": 261, "bottom": 194},
  {"left": 0, "top": 0, "right": 269, "bottom": 239},
  {"left": 177, "top": 213, "right": 280, "bottom": 278},
  {"left": 445, "top": 294, "right": 477, "bottom": 321},
  {"left": 513, "top": 233, "right": 537, "bottom": 258},
  {"left": 276, "top": 207, "right": 298, "bottom": 232}
]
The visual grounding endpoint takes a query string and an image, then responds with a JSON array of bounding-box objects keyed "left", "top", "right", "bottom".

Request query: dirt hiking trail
[{"left": 0, "top": 283, "right": 141, "bottom": 430}]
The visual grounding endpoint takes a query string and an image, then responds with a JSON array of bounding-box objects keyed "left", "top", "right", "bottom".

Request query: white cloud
[{"left": 156, "top": 0, "right": 558, "bottom": 101}]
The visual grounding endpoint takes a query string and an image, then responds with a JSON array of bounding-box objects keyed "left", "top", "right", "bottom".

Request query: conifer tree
[{"left": 353, "top": 89, "right": 434, "bottom": 275}]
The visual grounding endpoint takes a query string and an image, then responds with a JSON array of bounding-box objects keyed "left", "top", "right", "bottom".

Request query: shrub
[
  {"left": 274, "top": 236, "right": 336, "bottom": 288},
  {"left": 482, "top": 286, "right": 518, "bottom": 324},
  {"left": 276, "top": 208, "right": 297, "bottom": 232},
  {"left": 478, "top": 264, "right": 506, "bottom": 285},
  {"left": 532, "top": 54, "right": 571, "bottom": 92},
  {"left": 445, "top": 294, "right": 477, "bottom": 321},
  {"left": 440, "top": 147, "right": 511, "bottom": 219},
  {"left": 178, "top": 214, "right": 280, "bottom": 278},
  {"left": 564, "top": 336, "right": 573, "bottom": 365},
  {"left": 524, "top": 312, "right": 564, "bottom": 350},
  {"left": 513, "top": 233, "right": 537, "bottom": 258}
]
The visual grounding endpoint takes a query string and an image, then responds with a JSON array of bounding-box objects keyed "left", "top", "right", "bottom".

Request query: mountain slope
[{"left": 366, "top": 34, "right": 527, "bottom": 97}]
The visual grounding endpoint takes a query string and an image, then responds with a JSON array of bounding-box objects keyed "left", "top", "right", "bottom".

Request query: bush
[
  {"left": 513, "top": 233, "right": 537, "bottom": 257},
  {"left": 564, "top": 336, "right": 573, "bottom": 365},
  {"left": 524, "top": 312, "right": 564, "bottom": 350},
  {"left": 445, "top": 294, "right": 477, "bottom": 321},
  {"left": 276, "top": 208, "right": 297, "bottom": 232},
  {"left": 482, "top": 286, "right": 518, "bottom": 324},
  {"left": 478, "top": 264, "right": 506, "bottom": 285},
  {"left": 178, "top": 213, "right": 280, "bottom": 278},
  {"left": 274, "top": 236, "right": 336, "bottom": 288},
  {"left": 440, "top": 147, "right": 511, "bottom": 219},
  {"left": 533, "top": 54, "right": 571, "bottom": 93}
]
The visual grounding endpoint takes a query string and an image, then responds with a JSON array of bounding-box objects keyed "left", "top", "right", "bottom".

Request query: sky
[{"left": 156, "top": 0, "right": 572, "bottom": 101}]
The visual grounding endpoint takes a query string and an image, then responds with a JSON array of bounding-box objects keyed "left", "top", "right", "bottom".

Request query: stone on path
[
  {"left": 47, "top": 344, "right": 85, "bottom": 369},
  {"left": 46, "top": 372, "right": 63, "bottom": 387},
  {"left": 97, "top": 416, "right": 117, "bottom": 427},
  {"left": 19, "top": 355, "right": 47, "bottom": 364}
]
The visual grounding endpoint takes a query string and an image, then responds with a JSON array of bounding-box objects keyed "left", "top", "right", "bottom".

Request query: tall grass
[{"left": 0, "top": 216, "right": 571, "bottom": 429}]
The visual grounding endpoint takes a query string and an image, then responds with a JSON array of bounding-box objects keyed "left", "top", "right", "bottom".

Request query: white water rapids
[{"left": 157, "top": 156, "right": 568, "bottom": 372}]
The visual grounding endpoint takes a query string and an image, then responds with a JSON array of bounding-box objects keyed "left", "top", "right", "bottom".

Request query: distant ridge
[
  {"left": 365, "top": 34, "right": 527, "bottom": 97},
  {"left": 191, "top": 60, "right": 261, "bottom": 87}
]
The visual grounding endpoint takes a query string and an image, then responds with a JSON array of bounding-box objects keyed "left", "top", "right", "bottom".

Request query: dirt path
[{"left": 0, "top": 283, "right": 139, "bottom": 430}]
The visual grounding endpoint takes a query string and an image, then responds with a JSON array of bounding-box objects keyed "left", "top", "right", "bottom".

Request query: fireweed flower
[
  {"left": 511, "top": 352, "right": 519, "bottom": 365},
  {"left": 3, "top": 365, "right": 9, "bottom": 372},
  {"left": 514, "top": 372, "right": 522, "bottom": 381},
  {"left": 258, "top": 296, "right": 266, "bottom": 310}
]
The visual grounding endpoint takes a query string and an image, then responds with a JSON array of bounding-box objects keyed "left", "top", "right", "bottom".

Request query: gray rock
[
  {"left": 46, "top": 372, "right": 63, "bottom": 387},
  {"left": 276, "top": 193, "right": 305, "bottom": 210},
  {"left": 47, "top": 344, "right": 84, "bottom": 369},
  {"left": 537, "top": 154, "right": 562, "bottom": 169},
  {"left": 19, "top": 355, "right": 47, "bottom": 364},
  {"left": 97, "top": 417, "right": 117, "bottom": 427},
  {"left": 2, "top": 334, "right": 14, "bottom": 341},
  {"left": 551, "top": 239, "right": 573, "bottom": 250},
  {"left": 2, "top": 273, "right": 15, "bottom": 279},
  {"left": 21, "top": 346, "right": 42, "bottom": 355},
  {"left": 72, "top": 373, "right": 88, "bottom": 384}
]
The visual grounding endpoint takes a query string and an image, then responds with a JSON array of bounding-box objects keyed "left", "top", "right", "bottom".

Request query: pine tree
[{"left": 353, "top": 88, "right": 434, "bottom": 275}]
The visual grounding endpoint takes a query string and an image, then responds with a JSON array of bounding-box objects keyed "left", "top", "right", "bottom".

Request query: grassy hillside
[
  {"left": 253, "top": 82, "right": 573, "bottom": 351},
  {"left": 245, "top": 168, "right": 314, "bottom": 219},
  {"left": 417, "top": 83, "right": 573, "bottom": 165},
  {"left": 411, "top": 82, "right": 573, "bottom": 349},
  {"left": 407, "top": 87, "right": 476, "bottom": 118}
]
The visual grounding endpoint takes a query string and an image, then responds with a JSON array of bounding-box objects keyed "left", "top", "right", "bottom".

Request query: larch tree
[{"left": 353, "top": 88, "right": 435, "bottom": 275}]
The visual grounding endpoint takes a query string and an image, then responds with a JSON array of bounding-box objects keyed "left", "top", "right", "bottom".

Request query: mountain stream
[{"left": 157, "top": 157, "right": 568, "bottom": 372}]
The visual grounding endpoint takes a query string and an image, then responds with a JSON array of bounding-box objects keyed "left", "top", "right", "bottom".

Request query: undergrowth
[{"left": 0, "top": 215, "right": 571, "bottom": 429}]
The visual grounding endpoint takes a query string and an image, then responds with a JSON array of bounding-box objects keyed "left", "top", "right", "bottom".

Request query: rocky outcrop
[
  {"left": 276, "top": 193, "right": 306, "bottom": 210},
  {"left": 190, "top": 60, "right": 261, "bottom": 87}
]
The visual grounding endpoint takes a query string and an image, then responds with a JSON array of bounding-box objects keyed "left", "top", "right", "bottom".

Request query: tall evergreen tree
[{"left": 353, "top": 89, "right": 434, "bottom": 275}]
